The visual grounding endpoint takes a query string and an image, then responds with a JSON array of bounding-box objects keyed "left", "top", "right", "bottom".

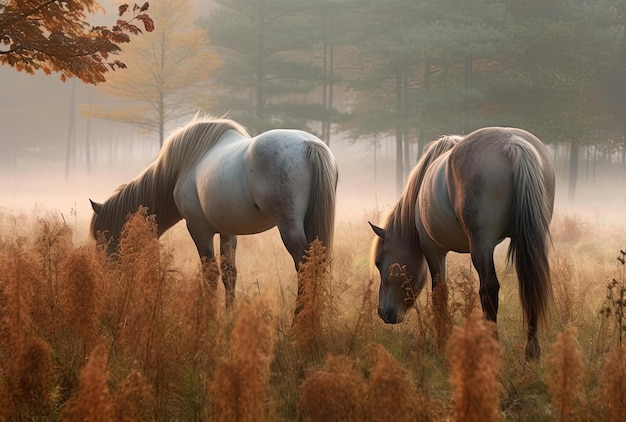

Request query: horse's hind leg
[
  {"left": 220, "top": 235, "right": 238, "bottom": 309},
  {"left": 525, "top": 313, "right": 540, "bottom": 360},
  {"left": 277, "top": 222, "right": 309, "bottom": 316},
  {"left": 470, "top": 243, "right": 500, "bottom": 324}
]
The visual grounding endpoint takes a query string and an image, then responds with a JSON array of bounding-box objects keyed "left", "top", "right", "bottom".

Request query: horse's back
[
  {"left": 418, "top": 127, "right": 554, "bottom": 253},
  {"left": 246, "top": 129, "right": 334, "bottom": 215},
  {"left": 180, "top": 128, "right": 335, "bottom": 238},
  {"left": 450, "top": 127, "right": 554, "bottom": 205}
]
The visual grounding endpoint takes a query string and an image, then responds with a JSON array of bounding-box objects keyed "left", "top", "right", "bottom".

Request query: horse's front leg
[
  {"left": 186, "top": 222, "right": 220, "bottom": 290},
  {"left": 219, "top": 235, "right": 238, "bottom": 309},
  {"left": 424, "top": 249, "right": 451, "bottom": 349}
]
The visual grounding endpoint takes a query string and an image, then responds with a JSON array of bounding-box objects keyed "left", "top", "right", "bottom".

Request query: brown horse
[{"left": 370, "top": 127, "right": 554, "bottom": 360}]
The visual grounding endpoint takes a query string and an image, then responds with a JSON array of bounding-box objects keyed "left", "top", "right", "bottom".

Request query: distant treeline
[{"left": 204, "top": 0, "right": 626, "bottom": 191}]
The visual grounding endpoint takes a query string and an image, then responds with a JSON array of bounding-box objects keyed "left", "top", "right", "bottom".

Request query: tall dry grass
[
  {"left": 365, "top": 343, "right": 436, "bottom": 421},
  {"left": 209, "top": 299, "right": 276, "bottom": 421},
  {"left": 447, "top": 311, "right": 503, "bottom": 422},
  {"left": 298, "top": 355, "right": 368, "bottom": 422},
  {"left": 298, "top": 344, "right": 436, "bottom": 422},
  {"left": 0, "top": 206, "right": 624, "bottom": 420},
  {"left": 599, "top": 345, "right": 626, "bottom": 422},
  {"left": 0, "top": 225, "right": 58, "bottom": 420},
  {"left": 292, "top": 238, "right": 331, "bottom": 361},
  {"left": 545, "top": 326, "right": 587, "bottom": 422},
  {"left": 60, "top": 344, "right": 114, "bottom": 421}
]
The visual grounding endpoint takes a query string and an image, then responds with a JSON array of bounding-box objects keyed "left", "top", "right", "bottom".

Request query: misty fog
[{"left": 1, "top": 0, "right": 625, "bottom": 243}]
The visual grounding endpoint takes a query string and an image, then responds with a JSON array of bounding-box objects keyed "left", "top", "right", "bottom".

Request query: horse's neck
[
  {"left": 124, "top": 167, "right": 183, "bottom": 237},
  {"left": 389, "top": 145, "right": 452, "bottom": 251},
  {"left": 388, "top": 192, "right": 421, "bottom": 252}
]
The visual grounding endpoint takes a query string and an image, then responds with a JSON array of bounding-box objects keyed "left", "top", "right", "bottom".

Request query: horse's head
[
  {"left": 370, "top": 222, "right": 428, "bottom": 324},
  {"left": 89, "top": 199, "right": 121, "bottom": 255}
]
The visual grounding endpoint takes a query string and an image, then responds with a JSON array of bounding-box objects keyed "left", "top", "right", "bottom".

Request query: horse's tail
[
  {"left": 304, "top": 141, "right": 338, "bottom": 255},
  {"left": 505, "top": 137, "right": 553, "bottom": 328}
]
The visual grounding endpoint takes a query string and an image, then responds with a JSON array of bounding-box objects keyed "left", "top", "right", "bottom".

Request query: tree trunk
[
  {"left": 159, "top": 89, "right": 165, "bottom": 148},
  {"left": 326, "top": 42, "right": 334, "bottom": 145},
  {"left": 85, "top": 116, "right": 92, "bottom": 173},
  {"left": 568, "top": 140, "right": 579, "bottom": 201},
  {"left": 623, "top": 119, "right": 626, "bottom": 167},
  {"left": 322, "top": 42, "right": 328, "bottom": 141},
  {"left": 158, "top": 30, "right": 166, "bottom": 148},
  {"left": 255, "top": 3, "right": 266, "bottom": 136},
  {"left": 417, "top": 54, "right": 432, "bottom": 158},
  {"left": 593, "top": 144, "right": 597, "bottom": 182},
  {"left": 402, "top": 71, "right": 410, "bottom": 178},
  {"left": 65, "top": 79, "right": 76, "bottom": 180},
  {"left": 395, "top": 70, "right": 404, "bottom": 193},
  {"left": 463, "top": 56, "right": 473, "bottom": 132},
  {"left": 321, "top": 40, "right": 334, "bottom": 145}
]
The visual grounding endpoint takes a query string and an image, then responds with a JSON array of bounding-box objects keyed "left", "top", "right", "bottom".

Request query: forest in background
[{"left": 2, "top": 0, "right": 626, "bottom": 200}]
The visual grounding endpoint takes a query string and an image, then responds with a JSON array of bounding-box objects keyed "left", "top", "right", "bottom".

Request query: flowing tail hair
[
  {"left": 304, "top": 141, "right": 338, "bottom": 255},
  {"left": 505, "top": 137, "right": 553, "bottom": 330}
]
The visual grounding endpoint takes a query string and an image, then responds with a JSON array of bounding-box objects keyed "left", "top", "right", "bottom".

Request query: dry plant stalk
[
  {"left": 180, "top": 261, "right": 221, "bottom": 363},
  {"left": 545, "top": 325, "right": 586, "bottom": 422},
  {"left": 60, "top": 246, "right": 101, "bottom": 354},
  {"left": 201, "top": 256, "right": 221, "bottom": 316},
  {"left": 551, "top": 250, "right": 576, "bottom": 324},
  {"left": 113, "top": 208, "right": 159, "bottom": 357},
  {"left": 298, "top": 355, "right": 368, "bottom": 422},
  {"left": 34, "top": 217, "right": 73, "bottom": 331},
  {"left": 599, "top": 249, "right": 626, "bottom": 348},
  {"left": 114, "top": 207, "right": 178, "bottom": 412},
  {"left": 292, "top": 239, "right": 330, "bottom": 360},
  {"left": 209, "top": 299, "right": 276, "bottom": 422},
  {"left": 114, "top": 369, "right": 157, "bottom": 421},
  {"left": 0, "top": 241, "right": 57, "bottom": 419},
  {"left": 447, "top": 311, "right": 503, "bottom": 422},
  {"left": 550, "top": 213, "right": 587, "bottom": 243},
  {"left": 432, "top": 277, "right": 452, "bottom": 350},
  {"left": 366, "top": 343, "right": 432, "bottom": 421},
  {"left": 600, "top": 345, "right": 626, "bottom": 422},
  {"left": 14, "top": 335, "right": 56, "bottom": 419},
  {"left": 450, "top": 269, "right": 479, "bottom": 322},
  {"left": 60, "top": 344, "right": 114, "bottom": 421},
  {"left": 349, "top": 276, "right": 376, "bottom": 353}
]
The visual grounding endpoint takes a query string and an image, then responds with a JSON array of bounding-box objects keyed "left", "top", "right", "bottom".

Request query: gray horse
[
  {"left": 90, "top": 115, "right": 338, "bottom": 310},
  {"left": 370, "top": 127, "right": 554, "bottom": 360}
]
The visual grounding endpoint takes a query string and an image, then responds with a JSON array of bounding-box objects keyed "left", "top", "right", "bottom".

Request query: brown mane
[{"left": 374, "top": 135, "right": 461, "bottom": 253}]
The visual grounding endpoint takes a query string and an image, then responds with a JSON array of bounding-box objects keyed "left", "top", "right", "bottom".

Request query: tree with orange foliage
[{"left": 0, "top": 1, "right": 153, "bottom": 84}]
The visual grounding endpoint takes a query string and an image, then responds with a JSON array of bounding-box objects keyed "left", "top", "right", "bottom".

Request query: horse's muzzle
[{"left": 378, "top": 307, "right": 404, "bottom": 324}]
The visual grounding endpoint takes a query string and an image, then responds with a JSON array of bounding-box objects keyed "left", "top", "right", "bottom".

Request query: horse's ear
[
  {"left": 369, "top": 221, "right": 386, "bottom": 239},
  {"left": 90, "top": 199, "right": 102, "bottom": 214}
]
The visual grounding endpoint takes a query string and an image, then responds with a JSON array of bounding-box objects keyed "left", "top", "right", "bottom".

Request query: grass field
[{"left": 0, "top": 204, "right": 625, "bottom": 421}]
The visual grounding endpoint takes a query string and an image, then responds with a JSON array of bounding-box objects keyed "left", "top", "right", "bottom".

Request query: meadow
[{"left": 0, "top": 201, "right": 625, "bottom": 421}]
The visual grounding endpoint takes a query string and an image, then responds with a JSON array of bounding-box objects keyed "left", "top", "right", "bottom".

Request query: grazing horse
[
  {"left": 370, "top": 127, "right": 554, "bottom": 360},
  {"left": 90, "top": 115, "right": 338, "bottom": 309}
]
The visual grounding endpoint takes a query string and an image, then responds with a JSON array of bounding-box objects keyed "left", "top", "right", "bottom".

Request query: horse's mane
[
  {"left": 376, "top": 135, "right": 461, "bottom": 251},
  {"left": 90, "top": 115, "right": 250, "bottom": 239}
]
